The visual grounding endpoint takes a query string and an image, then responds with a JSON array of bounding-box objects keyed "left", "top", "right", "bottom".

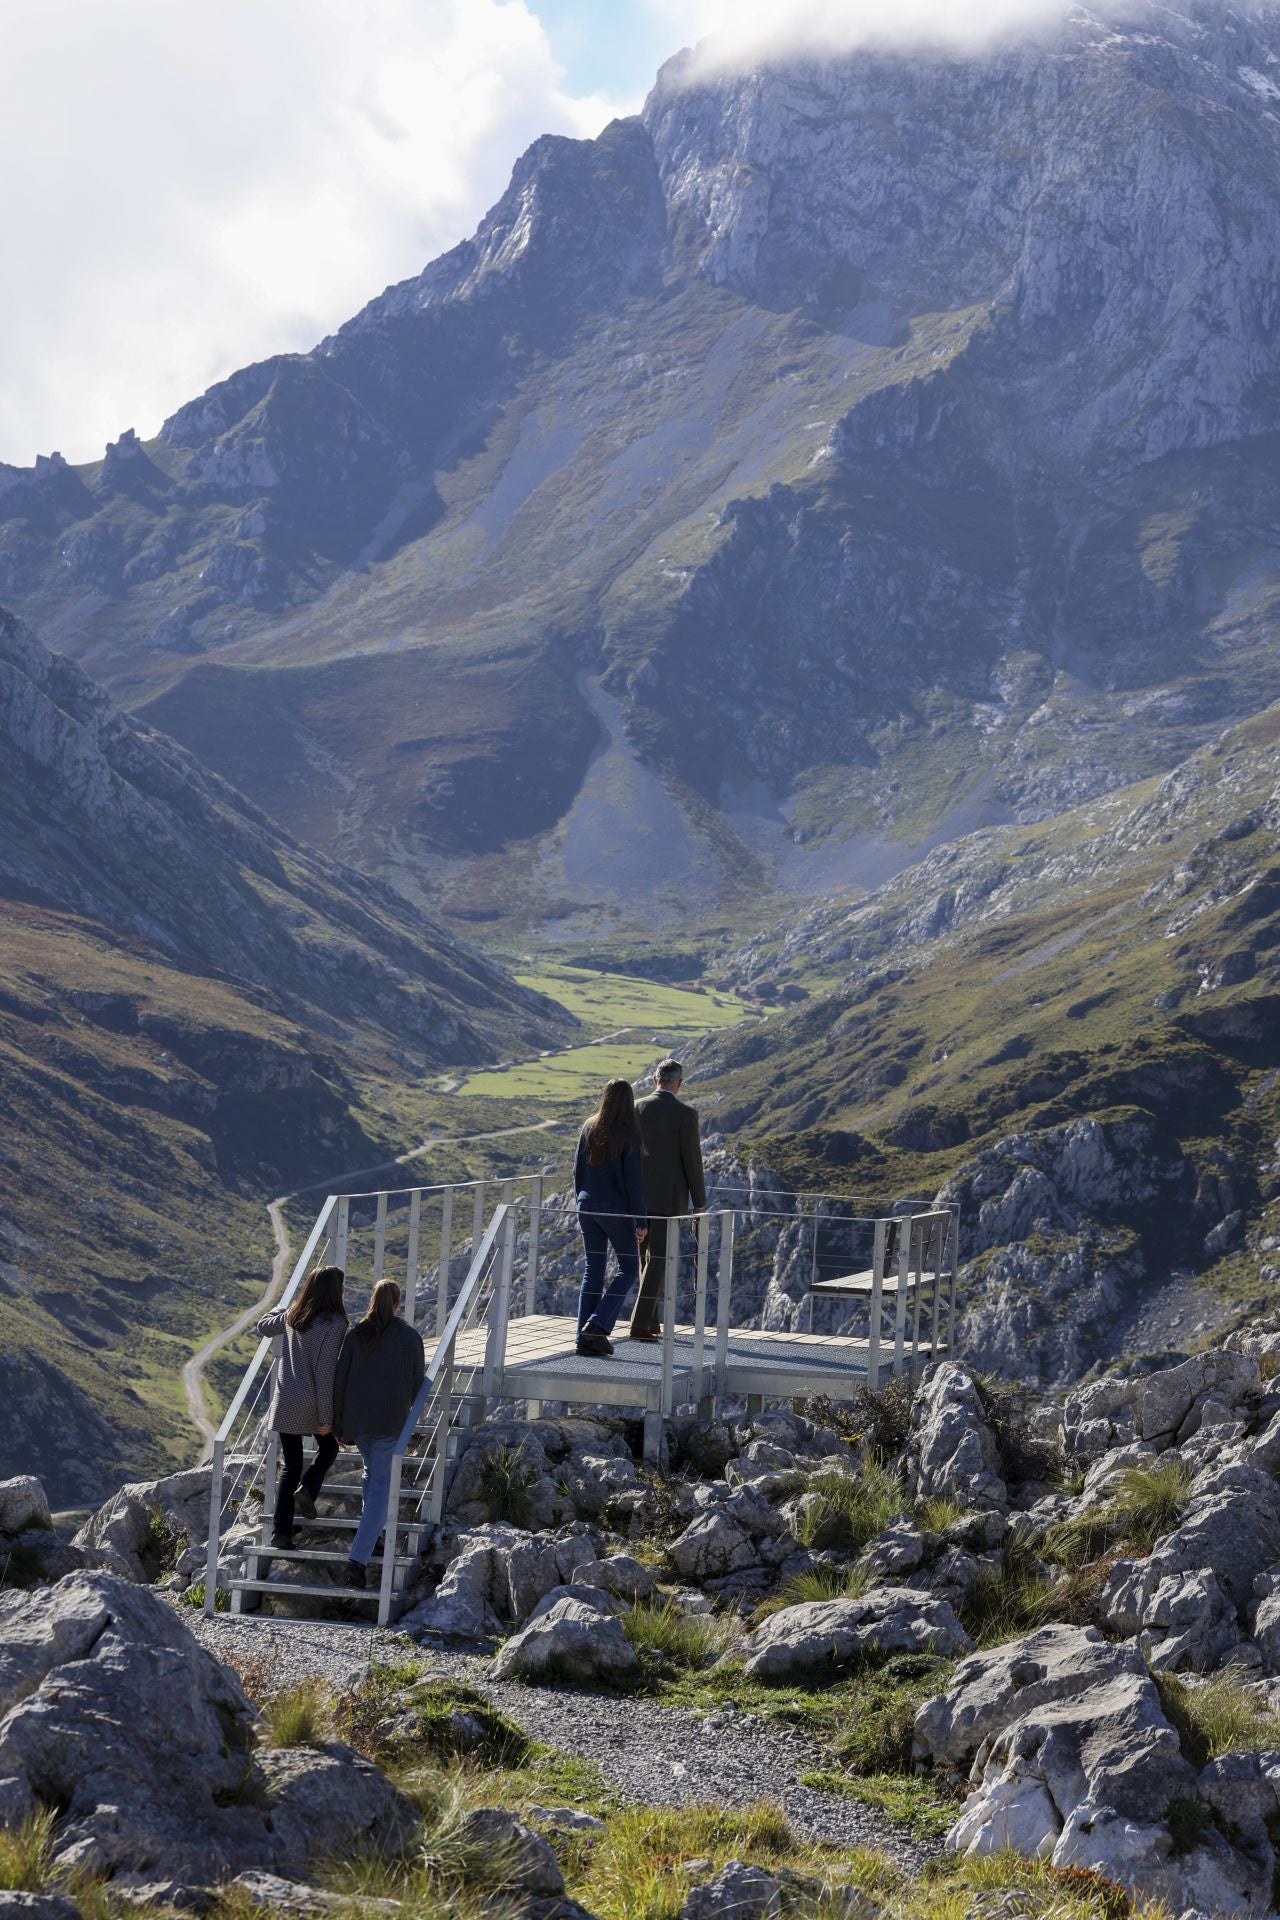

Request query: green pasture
[{"left": 455, "top": 963, "right": 761, "bottom": 1103}]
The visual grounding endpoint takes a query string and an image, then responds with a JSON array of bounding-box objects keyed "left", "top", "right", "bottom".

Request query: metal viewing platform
[{"left": 203, "top": 1175, "right": 957, "bottom": 1624}]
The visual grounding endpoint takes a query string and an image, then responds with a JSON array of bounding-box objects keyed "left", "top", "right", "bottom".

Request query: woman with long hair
[
  {"left": 333, "top": 1279, "right": 425, "bottom": 1590},
  {"left": 572, "top": 1077, "right": 648, "bottom": 1357},
  {"left": 256, "top": 1263, "right": 347, "bottom": 1550}
]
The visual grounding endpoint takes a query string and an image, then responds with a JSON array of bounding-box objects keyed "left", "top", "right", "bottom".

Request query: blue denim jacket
[{"left": 573, "top": 1126, "right": 648, "bottom": 1227}]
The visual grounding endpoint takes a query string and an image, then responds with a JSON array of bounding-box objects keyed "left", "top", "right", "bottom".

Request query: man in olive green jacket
[{"left": 629, "top": 1058, "right": 707, "bottom": 1340}]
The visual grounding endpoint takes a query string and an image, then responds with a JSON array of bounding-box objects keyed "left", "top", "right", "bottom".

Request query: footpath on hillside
[{"left": 188, "top": 1613, "right": 933, "bottom": 1872}]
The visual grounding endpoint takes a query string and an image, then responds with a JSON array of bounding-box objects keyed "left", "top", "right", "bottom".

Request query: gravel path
[{"left": 188, "top": 1615, "right": 935, "bottom": 1873}]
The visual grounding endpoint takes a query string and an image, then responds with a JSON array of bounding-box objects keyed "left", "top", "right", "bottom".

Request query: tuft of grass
[
  {"left": 259, "top": 1678, "right": 332, "bottom": 1749},
  {"left": 622, "top": 1598, "right": 735, "bottom": 1671},
  {"left": 828, "top": 1654, "right": 955, "bottom": 1775},
  {"left": 478, "top": 1445, "right": 539, "bottom": 1528},
  {"left": 752, "top": 1566, "right": 870, "bottom": 1620},
  {"left": 958, "top": 1537, "right": 1108, "bottom": 1644},
  {"left": 182, "top": 1579, "right": 230, "bottom": 1611},
  {"left": 916, "top": 1494, "right": 965, "bottom": 1535},
  {"left": 1047, "top": 1458, "right": 1193, "bottom": 1565},
  {"left": 0, "top": 1809, "right": 55, "bottom": 1892},
  {"left": 1157, "top": 1668, "right": 1280, "bottom": 1763},
  {"left": 573, "top": 1801, "right": 797, "bottom": 1920},
  {"left": 798, "top": 1460, "right": 904, "bottom": 1553},
  {"left": 799, "top": 1769, "right": 957, "bottom": 1842}
]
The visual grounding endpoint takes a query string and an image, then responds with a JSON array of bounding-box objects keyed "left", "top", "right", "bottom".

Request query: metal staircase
[{"left": 200, "top": 1177, "right": 958, "bottom": 1626}]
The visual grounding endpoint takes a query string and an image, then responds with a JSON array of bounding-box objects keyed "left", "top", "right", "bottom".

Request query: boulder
[
  {"left": 458, "top": 1808, "right": 564, "bottom": 1897},
  {"left": 0, "top": 1478, "right": 51, "bottom": 1536},
  {"left": 490, "top": 1593, "right": 638, "bottom": 1685},
  {"left": 72, "top": 1468, "right": 213, "bottom": 1584},
  {"left": 669, "top": 1512, "right": 758, "bottom": 1582},
  {"left": 228, "top": 1871, "right": 395, "bottom": 1914},
  {"left": 678, "top": 1859, "right": 877, "bottom": 1920},
  {"left": 0, "top": 1571, "right": 416, "bottom": 1894},
  {"left": 860, "top": 1518, "right": 928, "bottom": 1580},
  {"left": 738, "top": 1586, "right": 971, "bottom": 1680},
  {"left": 0, "top": 1898, "right": 83, "bottom": 1920},
  {"left": 1064, "top": 1355, "right": 1260, "bottom": 1462},
  {"left": 913, "top": 1623, "right": 1150, "bottom": 1771},
  {"left": 900, "top": 1365, "right": 1007, "bottom": 1510},
  {"left": 1100, "top": 1462, "right": 1280, "bottom": 1667},
  {"left": 578, "top": 1554, "right": 653, "bottom": 1603},
  {"left": 680, "top": 1861, "right": 784, "bottom": 1920}
]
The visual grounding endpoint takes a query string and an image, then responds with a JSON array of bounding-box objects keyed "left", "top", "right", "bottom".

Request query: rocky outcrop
[
  {"left": 915, "top": 1623, "right": 1275, "bottom": 1914},
  {"left": 0, "top": 1572, "right": 416, "bottom": 1897},
  {"left": 737, "top": 1587, "right": 971, "bottom": 1680},
  {"left": 489, "top": 1591, "right": 639, "bottom": 1685},
  {"left": 899, "top": 1365, "right": 1007, "bottom": 1511}
]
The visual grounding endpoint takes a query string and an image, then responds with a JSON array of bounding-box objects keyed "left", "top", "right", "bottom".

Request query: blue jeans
[
  {"left": 576, "top": 1213, "right": 641, "bottom": 1336},
  {"left": 350, "top": 1433, "right": 396, "bottom": 1565}
]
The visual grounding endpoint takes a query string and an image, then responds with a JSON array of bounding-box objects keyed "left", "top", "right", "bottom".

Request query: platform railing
[{"left": 201, "top": 1176, "right": 958, "bottom": 1613}]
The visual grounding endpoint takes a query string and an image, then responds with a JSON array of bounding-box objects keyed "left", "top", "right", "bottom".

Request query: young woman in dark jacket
[
  {"left": 333, "top": 1279, "right": 425, "bottom": 1589},
  {"left": 572, "top": 1077, "right": 648, "bottom": 1358}
]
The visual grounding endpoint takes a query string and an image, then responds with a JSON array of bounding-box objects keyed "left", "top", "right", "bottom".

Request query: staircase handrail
[{"left": 391, "top": 1201, "right": 508, "bottom": 1454}]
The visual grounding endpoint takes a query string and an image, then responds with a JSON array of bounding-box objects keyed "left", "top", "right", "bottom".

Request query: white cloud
[
  {"left": 0, "top": 0, "right": 633, "bottom": 466},
  {"left": 645, "top": 0, "right": 1091, "bottom": 71}
]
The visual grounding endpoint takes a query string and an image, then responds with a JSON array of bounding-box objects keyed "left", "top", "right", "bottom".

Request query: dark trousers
[
  {"left": 274, "top": 1430, "right": 338, "bottom": 1536},
  {"left": 576, "top": 1213, "right": 641, "bottom": 1336},
  {"left": 630, "top": 1213, "right": 675, "bottom": 1336}
]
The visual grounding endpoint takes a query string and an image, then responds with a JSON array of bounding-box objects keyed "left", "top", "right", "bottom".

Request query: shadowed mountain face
[
  {"left": 0, "top": 608, "right": 570, "bottom": 1502},
  {"left": 3, "top": 2, "right": 1280, "bottom": 926}
]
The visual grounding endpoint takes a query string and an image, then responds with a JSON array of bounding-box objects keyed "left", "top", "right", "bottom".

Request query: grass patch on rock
[
  {"left": 751, "top": 1566, "right": 870, "bottom": 1620},
  {"left": 1157, "top": 1668, "right": 1280, "bottom": 1763},
  {"left": 1047, "top": 1458, "right": 1193, "bottom": 1565},
  {"left": 622, "top": 1598, "right": 738, "bottom": 1672},
  {"left": 798, "top": 1461, "right": 905, "bottom": 1553}
]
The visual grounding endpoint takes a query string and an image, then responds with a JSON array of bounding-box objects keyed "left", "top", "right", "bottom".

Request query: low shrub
[{"left": 973, "top": 1374, "right": 1067, "bottom": 1485}]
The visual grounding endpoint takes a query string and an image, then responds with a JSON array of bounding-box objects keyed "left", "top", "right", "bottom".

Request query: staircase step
[
  {"left": 227, "top": 1579, "right": 382, "bottom": 1601},
  {"left": 244, "top": 1546, "right": 418, "bottom": 1568},
  {"left": 278, "top": 1516, "right": 426, "bottom": 1534}
]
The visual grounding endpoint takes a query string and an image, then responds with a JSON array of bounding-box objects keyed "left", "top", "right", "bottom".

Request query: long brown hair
[
  {"left": 287, "top": 1264, "right": 346, "bottom": 1332},
  {"left": 354, "top": 1278, "right": 401, "bottom": 1345},
  {"left": 584, "top": 1078, "right": 640, "bottom": 1166}
]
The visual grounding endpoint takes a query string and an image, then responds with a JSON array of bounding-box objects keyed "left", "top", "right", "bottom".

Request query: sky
[
  {"left": 0, "top": 0, "right": 677, "bottom": 467},
  {"left": 1, "top": 0, "right": 1082, "bottom": 467}
]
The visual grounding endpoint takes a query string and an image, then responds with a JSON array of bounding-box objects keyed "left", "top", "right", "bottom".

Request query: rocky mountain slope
[
  {"left": 4, "top": 1, "right": 1280, "bottom": 925},
  {"left": 685, "top": 696, "right": 1280, "bottom": 1382},
  {"left": 0, "top": 608, "right": 570, "bottom": 1504}
]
